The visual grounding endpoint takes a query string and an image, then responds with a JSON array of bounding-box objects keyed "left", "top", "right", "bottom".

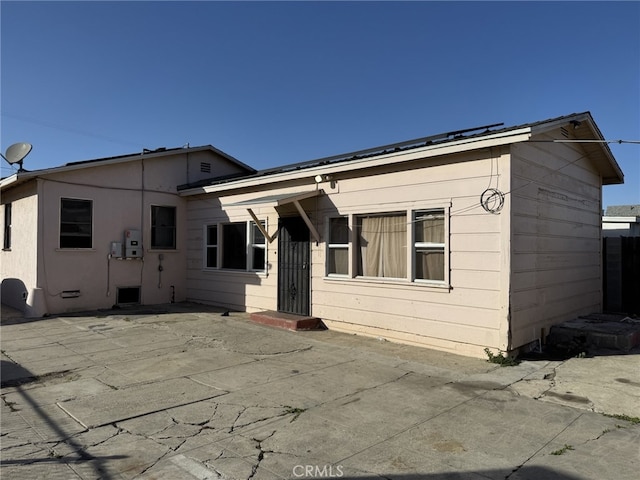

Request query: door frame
[{"left": 277, "top": 216, "right": 311, "bottom": 316}]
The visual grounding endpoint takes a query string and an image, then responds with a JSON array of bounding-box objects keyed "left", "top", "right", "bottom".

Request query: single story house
[
  {"left": 0, "top": 145, "right": 254, "bottom": 317},
  {"left": 178, "top": 112, "right": 623, "bottom": 357}
]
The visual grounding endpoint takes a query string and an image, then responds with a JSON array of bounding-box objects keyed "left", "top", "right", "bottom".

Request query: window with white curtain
[
  {"left": 328, "top": 207, "right": 448, "bottom": 284},
  {"left": 356, "top": 213, "right": 407, "bottom": 278}
]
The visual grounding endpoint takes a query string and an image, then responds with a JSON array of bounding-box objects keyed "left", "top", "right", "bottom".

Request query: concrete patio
[{"left": 1, "top": 302, "right": 639, "bottom": 479}]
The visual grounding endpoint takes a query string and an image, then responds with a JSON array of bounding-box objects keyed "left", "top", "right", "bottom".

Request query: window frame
[
  {"left": 3, "top": 203, "right": 11, "bottom": 250},
  {"left": 355, "top": 211, "right": 408, "bottom": 280},
  {"left": 248, "top": 221, "right": 267, "bottom": 272},
  {"left": 59, "top": 197, "right": 93, "bottom": 249},
  {"left": 204, "top": 220, "right": 267, "bottom": 273},
  {"left": 326, "top": 216, "right": 350, "bottom": 277},
  {"left": 412, "top": 208, "right": 448, "bottom": 284},
  {"left": 324, "top": 205, "right": 450, "bottom": 288},
  {"left": 151, "top": 205, "right": 177, "bottom": 250},
  {"left": 204, "top": 224, "right": 218, "bottom": 268}
]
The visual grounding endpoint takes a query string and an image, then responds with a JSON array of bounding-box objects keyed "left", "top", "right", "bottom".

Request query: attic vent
[
  {"left": 560, "top": 127, "right": 569, "bottom": 138},
  {"left": 200, "top": 162, "right": 211, "bottom": 173}
]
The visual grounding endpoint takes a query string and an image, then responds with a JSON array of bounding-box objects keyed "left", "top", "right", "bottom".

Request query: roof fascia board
[
  {"left": 0, "top": 173, "right": 20, "bottom": 189},
  {"left": 181, "top": 128, "right": 532, "bottom": 196},
  {"left": 602, "top": 216, "right": 640, "bottom": 223}
]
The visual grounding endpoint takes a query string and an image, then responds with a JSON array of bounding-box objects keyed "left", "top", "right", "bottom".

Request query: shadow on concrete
[{"left": 0, "top": 360, "right": 125, "bottom": 478}]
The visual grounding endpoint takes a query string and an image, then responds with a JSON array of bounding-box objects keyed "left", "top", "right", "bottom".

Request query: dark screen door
[{"left": 278, "top": 217, "right": 310, "bottom": 315}]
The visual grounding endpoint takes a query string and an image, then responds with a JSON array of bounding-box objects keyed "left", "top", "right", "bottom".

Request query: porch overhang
[{"left": 224, "top": 189, "right": 324, "bottom": 243}]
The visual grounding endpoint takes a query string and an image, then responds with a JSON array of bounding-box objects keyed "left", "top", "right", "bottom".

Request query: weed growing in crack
[
  {"left": 484, "top": 348, "right": 520, "bottom": 367},
  {"left": 550, "top": 444, "right": 574, "bottom": 456},
  {"left": 283, "top": 406, "right": 307, "bottom": 422},
  {"left": 603, "top": 413, "right": 640, "bottom": 424}
]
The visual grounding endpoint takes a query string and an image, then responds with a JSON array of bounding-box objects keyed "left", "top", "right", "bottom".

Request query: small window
[
  {"left": 151, "top": 206, "right": 176, "bottom": 249},
  {"left": 414, "top": 210, "right": 445, "bottom": 281},
  {"left": 3, "top": 203, "right": 11, "bottom": 250},
  {"left": 60, "top": 198, "right": 92, "bottom": 249},
  {"left": 205, "top": 225, "right": 218, "bottom": 268},
  {"left": 327, "top": 217, "right": 349, "bottom": 275},
  {"left": 249, "top": 222, "right": 266, "bottom": 271},
  {"left": 117, "top": 286, "right": 141, "bottom": 305}
]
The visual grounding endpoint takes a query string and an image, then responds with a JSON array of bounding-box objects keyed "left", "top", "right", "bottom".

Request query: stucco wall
[
  {"left": 1, "top": 182, "right": 40, "bottom": 315},
  {"left": 37, "top": 165, "right": 188, "bottom": 314},
  {"left": 186, "top": 149, "right": 513, "bottom": 357},
  {"left": 0, "top": 150, "right": 249, "bottom": 316},
  {"left": 509, "top": 135, "right": 603, "bottom": 350}
]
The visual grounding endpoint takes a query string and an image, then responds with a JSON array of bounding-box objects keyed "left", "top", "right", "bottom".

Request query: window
[
  {"left": 211, "top": 220, "right": 267, "bottom": 271},
  {"left": 249, "top": 222, "right": 266, "bottom": 271},
  {"left": 327, "top": 217, "right": 349, "bottom": 275},
  {"left": 222, "top": 222, "right": 247, "bottom": 269},
  {"left": 356, "top": 213, "right": 407, "bottom": 278},
  {"left": 328, "top": 207, "right": 448, "bottom": 284},
  {"left": 151, "top": 206, "right": 176, "bottom": 249},
  {"left": 60, "top": 198, "right": 92, "bottom": 249},
  {"left": 205, "top": 225, "right": 218, "bottom": 268},
  {"left": 3, "top": 203, "right": 11, "bottom": 250},
  {"left": 414, "top": 210, "right": 445, "bottom": 281}
]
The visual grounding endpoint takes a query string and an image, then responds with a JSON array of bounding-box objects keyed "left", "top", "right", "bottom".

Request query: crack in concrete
[
  {"left": 247, "top": 433, "right": 275, "bottom": 480},
  {"left": 226, "top": 345, "right": 314, "bottom": 357},
  {"left": 504, "top": 412, "right": 585, "bottom": 480}
]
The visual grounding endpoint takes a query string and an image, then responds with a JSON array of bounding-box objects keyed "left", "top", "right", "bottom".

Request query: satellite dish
[{"left": 2, "top": 142, "right": 32, "bottom": 172}]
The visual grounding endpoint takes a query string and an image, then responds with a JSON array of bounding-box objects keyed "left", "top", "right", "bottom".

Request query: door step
[{"left": 249, "top": 311, "right": 325, "bottom": 331}]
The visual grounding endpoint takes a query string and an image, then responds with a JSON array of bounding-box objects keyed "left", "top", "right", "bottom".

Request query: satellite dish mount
[{"left": 1, "top": 142, "right": 32, "bottom": 172}]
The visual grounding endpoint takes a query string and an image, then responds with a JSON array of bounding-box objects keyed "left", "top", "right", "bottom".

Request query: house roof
[
  {"left": 0, "top": 144, "right": 256, "bottom": 191},
  {"left": 605, "top": 205, "right": 640, "bottom": 217},
  {"left": 177, "top": 112, "right": 624, "bottom": 195}
]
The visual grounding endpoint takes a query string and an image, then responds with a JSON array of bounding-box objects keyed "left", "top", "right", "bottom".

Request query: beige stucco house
[
  {"left": 178, "top": 112, "right": 623, "bottom": 357},
  {"left": 0, "top": 145, "right": 254, "bottom": 317}
]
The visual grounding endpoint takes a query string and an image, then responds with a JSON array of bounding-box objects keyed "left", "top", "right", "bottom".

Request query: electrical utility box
[
  {"left": 110, "top": 241, "right": 123, "bottom": 258},
  {"left": 124, "top": 229, "right": 142, "bottom": 258}
]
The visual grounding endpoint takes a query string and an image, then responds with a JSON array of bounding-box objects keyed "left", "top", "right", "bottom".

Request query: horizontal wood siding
[
  {"left": 309, "top": 152, "right": 510, "bottom": 354},
  {"left": 509, "top": 138, "right": 603, "bottom": 349},
  {"left": 186, "top": 196, "right": 279, "bottom": 312},
  {"left": 185, "top": 150, "right": 513, "bottom": 356}
]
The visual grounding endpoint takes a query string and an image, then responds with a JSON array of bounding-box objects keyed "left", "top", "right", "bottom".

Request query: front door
[{"left": 278, "top": 217, "right": 310, "bottom": 315}]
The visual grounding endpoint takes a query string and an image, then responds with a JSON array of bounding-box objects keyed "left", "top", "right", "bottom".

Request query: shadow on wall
[
  {"left": 1, "top": 277, "right": 28, "bottom": 310},
  {"left": 1, "top": 278, "right": 47, "bottom": 318}
]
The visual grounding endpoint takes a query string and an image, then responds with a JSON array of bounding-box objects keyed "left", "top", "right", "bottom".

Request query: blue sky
[{"left": 1, "top": 1, "right": 638, "bottom": 209}]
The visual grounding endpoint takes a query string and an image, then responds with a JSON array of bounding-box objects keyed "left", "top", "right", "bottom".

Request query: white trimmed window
[
  {"left": 206, "top": 220, "right": 266, "bottom": 272},
  {"left": 205, "top": 225, "right": 218, "bottom": 268},
  {"left": 413, "top": 210, "right": 445, "bottom": 281},
  {"left": 356, "top": 212, "right": 407, "bottom": 279},
  {"left": 326, "top": 207, "right": 448, "bottom": 285},
  {"left": 327, "top": 217, "right": 349, "bottom": 275}
]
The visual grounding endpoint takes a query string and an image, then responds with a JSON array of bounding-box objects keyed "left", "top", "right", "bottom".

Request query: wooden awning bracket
[
  {"left": 293, "top": 200, "right": 320, "bottom": 244},
  {"left": 247, "top": 208, "right": 279, "bottom": 243}
]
